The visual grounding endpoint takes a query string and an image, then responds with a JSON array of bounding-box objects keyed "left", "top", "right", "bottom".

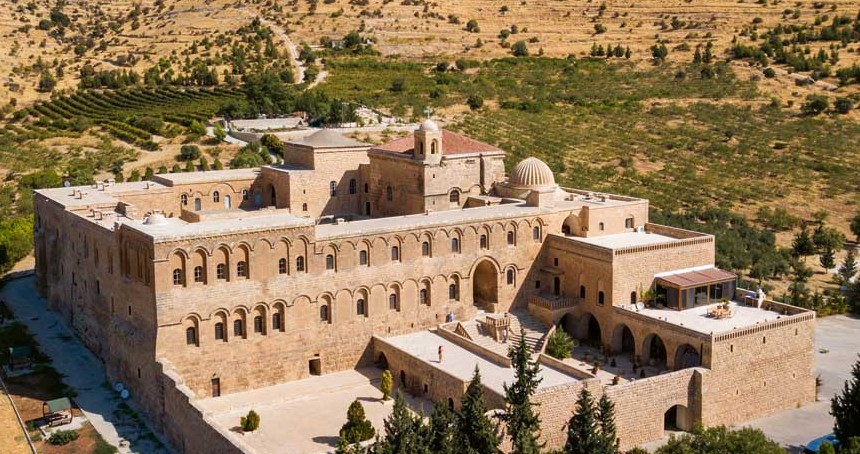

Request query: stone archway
[
  {"left": 576, "top": 313, "right": 602, "bottom": 347},
  {"left": 664, "top": 404, "right": 691, "bottom": 432},
  {"left": 473, "top": 260, "right": 498, "bottom": 309},
  {"left": 611, "top": 324, "right": 636, "bottom": 355},
  {"left": 674, "top": 344, "right": 701, "bottom": 370},
  {"left": 643, "top": 333, "right": 667, "bottom": 368}
]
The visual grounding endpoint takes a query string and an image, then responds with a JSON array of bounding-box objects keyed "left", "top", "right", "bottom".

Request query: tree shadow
[{"left": 311, "top": 435, "right": 339, "bottom": 447}]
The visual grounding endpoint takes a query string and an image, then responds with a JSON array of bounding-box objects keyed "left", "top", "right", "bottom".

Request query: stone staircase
[{"left": 453, "top": 311, "right": 549, "bottom": 358}]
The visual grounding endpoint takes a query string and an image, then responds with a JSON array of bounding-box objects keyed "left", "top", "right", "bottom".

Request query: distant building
[{"left": 34, "top": 120, "right": 815, "bottom": 453}]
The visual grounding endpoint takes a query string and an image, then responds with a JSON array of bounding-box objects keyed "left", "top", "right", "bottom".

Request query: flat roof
[
  {"left": 124, "top": 211, "right": 312, "bottom": 241},
  {"left": 629, "top": 301, "right": 790, "bottom": 335},
  {"left": 383, "top": 330, "right": 578, "bottom": 394},
  {"left": 315, "top": 202, "right": 551, "bottom": 239},
  {"left": 36, "top": 181, "right": 171, "bottom": 208},
  {"left": 152, "top": 168, "right": 260, "bottom": 186},
  {"left": 571, "top": 231, "right": 678, "bottom": 250}
]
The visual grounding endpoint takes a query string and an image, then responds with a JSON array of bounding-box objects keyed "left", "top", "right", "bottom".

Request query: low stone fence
[
  {"left": 435, "top": 326, "right": 511, "bottom": 367},
  {"left": 157, "top": 360, "right": 252, "bottom": 454},
  {"left": 537, "top": 353, "right": 595, "bottom": 380}
]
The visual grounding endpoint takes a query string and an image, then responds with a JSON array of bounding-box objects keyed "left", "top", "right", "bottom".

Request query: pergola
[
  {"left": 655, "top": 268, "right": 737, "bottom": 310},
  {"left": 7, "top": 346, "right": 32, "bottom": 371},
  {"left": 42, "top": 397, "right": 73, "bottom": 427}
]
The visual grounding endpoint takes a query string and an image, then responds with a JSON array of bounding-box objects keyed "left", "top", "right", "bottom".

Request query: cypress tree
[
  {"left": 565, "top": 388, "right": 600, "bottom": 454},
  {"left": 340, "top": 400, "right": 375, "bottom": 444},
  {"left": 425, "top": 401, "right": 456, "bottom": 454},
  {"left": 457, "top": 366, "right": 501, "bottom": 454},
  {"left": 596, "top": 394, "right": 618, "bottom": 454},
  {"left": 376, "top": 391, "right": 426, "bottom": 454},
  {"left": 832, "top": 356, "right": 860, "bottom": 446},
  {"left": 501, "top": 327, "right": 543, "bottom": 454}
]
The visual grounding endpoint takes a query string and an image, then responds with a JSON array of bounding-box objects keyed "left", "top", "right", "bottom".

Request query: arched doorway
[
  {"left": 611, "top": 324, "right": 635, "bottom": 355},
  {"left": 664, "top": 405, "right": 690, "bottom": 431},
  {"left": 473, "top": 260, "right": 498, "bottom": 309},
  {"left": 643, "top": 333, "right": 667, "bottom": 368},
  {"left": 674, "top": 344, "right": 701, "bottom": 370},
  {"left": 377, "top": 353, "right": 388, "bottom": 370},
  {"left": 559, "top": 313, "right": 576, "bottom": 338},
  {"left": 269, "top": 184, "right": 277, "bottom": 207},
  {"left": 577, "top": 313, "right": 602, "bottom": 347}
]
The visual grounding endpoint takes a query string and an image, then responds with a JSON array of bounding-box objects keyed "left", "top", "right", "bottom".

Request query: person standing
[
  {"left": 502, "top": 326, "right": 508, "bottom": 343},
  {"left": 438, "top": 345, "right": 444, "bottom": 363}
]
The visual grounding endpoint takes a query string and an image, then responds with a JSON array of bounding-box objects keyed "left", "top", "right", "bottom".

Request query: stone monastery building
[{"left": 34, "top": 121, "right": 816, "bottom": 453}]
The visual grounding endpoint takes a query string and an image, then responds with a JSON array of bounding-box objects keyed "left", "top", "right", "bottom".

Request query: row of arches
[{"left": 559, "top": 312, "right": 702, "bottom": 371}]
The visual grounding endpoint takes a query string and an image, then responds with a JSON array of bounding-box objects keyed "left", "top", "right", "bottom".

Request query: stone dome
[
  {"left": 418, "top": 119, "right": 439, "bottom": 132},
  {"left": 144, "top": 213, "right": 168, "bottom": 225},
  {"left": 509, "top": 157, "right": 556, "bottom": 189}
]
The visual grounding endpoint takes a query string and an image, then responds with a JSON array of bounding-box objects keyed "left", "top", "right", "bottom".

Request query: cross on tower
[{"left": 423, "top": 106, "right": 434, "bottom": 119}]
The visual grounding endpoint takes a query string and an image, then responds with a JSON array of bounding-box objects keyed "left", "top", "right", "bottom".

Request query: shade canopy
[
  {"left": 44, "top": 397, "right": 72, "bottom": 413},
  {"left": 656, "top": 268, "right": 736, "bottom": 289}
]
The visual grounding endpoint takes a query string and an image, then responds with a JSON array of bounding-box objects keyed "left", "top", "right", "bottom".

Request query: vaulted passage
[{"left": 473, "top": 260, "right": 498, "bottom": 310}]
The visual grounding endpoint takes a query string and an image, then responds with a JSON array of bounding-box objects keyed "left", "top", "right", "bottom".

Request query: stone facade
[{"left": 32, "top": 122, "right": 815, "bottom": 453}]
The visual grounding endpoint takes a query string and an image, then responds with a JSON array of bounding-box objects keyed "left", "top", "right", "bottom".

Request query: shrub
[
  {"left": 763, "top": 67, "right": 776, "bottom": 78},
  {"left": 380, "top": 369, "right": 393, "bottom": 400},
  {"left": 339, "top": 400, "right": 375, "bottom": 443},
  {"left": 188, "top": 120, "right": 207, "bottom": 136},
  {"left": 546, "top": 327, "right": 575, "bottom": 360},
  {"left": 240, "top": 409, "right": 260, "bottom": 432},
  {"left": 466, "top": 19, "right": 480, "bottom": 33},
  {"left": 180, "top": 145, "right": 201, "bottom": 161},
  {"left": 511, "top": 41, "right": 529, "bottom": 57},
  {"left": 48, "top": 429, "right": 80, "bottom": 445},
  {"left": 834, "top": 98, "right": 853, "bottom": 114},
  {"left": 467, "top": 94, "right": 484, "bottom": 111},
  {"left": 260, "top": 134, "right": 285, "bottom": 156},
  {"left": 801, "top": 94, "right": 829, "bottom": 115}
]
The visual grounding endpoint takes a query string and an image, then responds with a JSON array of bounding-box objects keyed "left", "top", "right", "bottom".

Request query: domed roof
[
  {"left": 509, "top": 157, "right": 556, "bottom": 189},
  {"left": 144, "top": 212, "right": 168, "bottom": 225},
  {"left": 418, "top": 119, "right": 439, "bottom": 132}
]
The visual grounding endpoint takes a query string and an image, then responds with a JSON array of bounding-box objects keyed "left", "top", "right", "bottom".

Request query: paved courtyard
[{"left": 199, "top": 368, "right": 432, "bottom": 454}]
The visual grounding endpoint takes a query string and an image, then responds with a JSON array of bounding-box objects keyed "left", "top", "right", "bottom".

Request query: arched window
[
  {"left": 449, "top": 283, "right": 459, "bottom": 301},
  {"left": 599, "top": 222, "right": 605, "bottom": 231},
  {"left": 296, "top": 256, "right": 305, "bottom": 272},
  {"left": 533, "top": 226, "right": 541, "bottom": 241},
  {"left": 253, "top": 315, "right": 264, "bottom": 334},
  {"left": 194, "top": 198, "right": 201, "bottom": 211},
  {"left": 626, "top": 217, "right": 634, "bottom": 229},
  {"left": 391, "top": 246, "right": 400, "bottom": 262},
  {"left": 272, "top": 313, "right": 282, "bottom": 331},
  {"left": 507, "top": 268, "right": 515, "bottom": 285},
  {"left": 172, "top": 269, "right": 183, "bottom": 286},
  {"left": 449, "top": 190, "right": 460, "bottom": 205},
  {"left": 326, "top": 254, "right": 335, "bottom": 270},
  {"left": 213, "top": 191, "right": 220, "bottom": 203},
  {"left": 357, "top": 299, "right": 366, "bottom": 316},
  {"left": 224, "top": 195, "right": 231, "bottom": 209},
  {"left": 479, "top": 234, "right": 488, "bottom": 249},
  {"left": 181, "top": 194, "right": 188, "bottom": 206},
  {"left": 214, "top": 322, "right": 225, "bottom": 341},
  {"left": 431, "top": 140, "right": 438, "bottom": 154},
  {"left": 233, "top": 319, "right": 243, "bottom": 337},
  {"left": 386, "top": 186, "right": 393, "bottom": 202},
  {"left": 237, "top": 261, "right": 247, "bottom": 278},
  {"left": 598, "top": 291, "right": 605, "bottom": 306},
  {"left": 278, "top": 258, "right": 287, "bottom": 274},
  {"left": 554, "top": 277, "right": 561, "bottom": 296},
  {"left": 320, "top": 304, "right": 329, "bottom": 322},
  {"left": 418, "top": 142, "right": 424, "bottom": 155},
  {"left": 419, "top": 288, "right": 428, "bottom": 305},
  {"left": 185, "top": 327, "right": 197, "bottom": 346},
  {"left": 389, "top": 293, "right": 398, "bottom": 310},
  {"left": 359, "top": 250, "right": 368, "bottom": 266},
  {"left": 302, "top": 203, "right": 308, "bottom": 212},
  {"left": 193, "top": 266, "right": 204, "bottom": 283},
  {"left": 630, "top": 291, "right": 637, "bottom": 305},
  {"left": 451, "top": 237, "right": 460, "bottom": 253},
  {"left": 580, "top": 285, "right": 586, "bottom": 299},
  {"left": 422, "top": 241, "right": 430, "bottom": 257},
  {"left": 216, "top": 263, "right": 226, "bottom": 280},
  {"left": 330, "top": 181, "right": 337, "bottom": 196},
  {"left": 349, "top": 179, "right": 357, "bottom": 195},
  {"left": 242, "top": 189, "right": 249, "bottom": 201},
  {"left": 507, "top": 231, "right": 515, "bottom": 245}
]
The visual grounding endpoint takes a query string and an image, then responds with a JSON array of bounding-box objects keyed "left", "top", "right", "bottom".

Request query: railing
[
  {"left": 529, "top": 295, "right": 579, "bottom": 311},
  {"left": 453, "top": 322, "right": 472, "bottom": 340},
  {"left": 712, "top": 311, "right": 815, "bottom": 343},
  {"left": 482, "top": 315, "right": 511, "bottom": 328}
]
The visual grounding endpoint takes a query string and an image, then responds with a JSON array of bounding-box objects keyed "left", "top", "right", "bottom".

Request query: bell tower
[{"left": 414, "top": 119, "right": 442, "bottom": 166}]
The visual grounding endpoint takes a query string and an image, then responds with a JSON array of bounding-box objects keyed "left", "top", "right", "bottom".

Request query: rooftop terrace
[
  {"left": 625, "top": 300, "right": 804, "bottom": 336},
  {"left": 383, "top": 330, "right": 578, "bottom": 395},
  {"left": 572, "top": 231, "right": 678, "bottom": 250}
]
